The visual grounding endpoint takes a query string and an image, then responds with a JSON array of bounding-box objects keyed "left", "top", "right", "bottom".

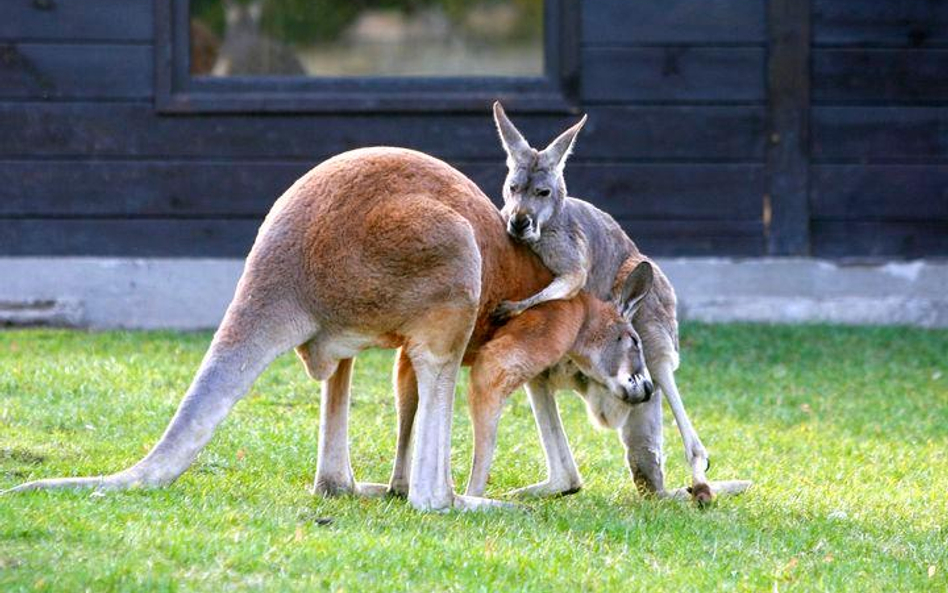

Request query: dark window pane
[{"left": 190, "top": 0, "right": 544, "bottom": 77}]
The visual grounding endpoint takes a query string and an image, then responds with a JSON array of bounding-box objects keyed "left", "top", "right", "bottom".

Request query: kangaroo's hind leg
[
  {"left": 404, "top": 303, "right": 513, "bottom": 511},
  {"left": 463, "top": 301, "right": 581, "bottom": 498},
  {"left": 388, "top": 347, "right": 417, "bottom": 497},
  {"left": 299, "top": 351, "right": 388, "bottom": 498},
  {"left": 505, "top": 375, "right": 583, "bottom": 498}
]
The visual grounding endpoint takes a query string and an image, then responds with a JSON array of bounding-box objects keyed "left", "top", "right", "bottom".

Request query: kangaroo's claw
[{"left": 491, "top": 300, "right": 523, "bottom": 322}]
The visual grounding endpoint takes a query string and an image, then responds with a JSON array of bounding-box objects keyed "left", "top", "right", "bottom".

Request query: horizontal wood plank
[
  {"left": 465, "top": 164, "right": 764, "bottom": 220},
  {"left": 582, "top": 48, "right": 765, "bottom": 103},
  {"left": 811, "top": 220, "right": 948, "bottom": 257},
  {"left": 813, "top": 0, "right": 948, "bottom": 47},
  {"left": 0, "top": 103, "right": 766, "bottom": 161},
  {"left": 0, "top": 161, "right": 764, "bottom": 221},
  {"left": 0, "top": 0, "right": 152, "bottom": 42},
  {"left": 811, "top": 107, "right": 948, "bottom": 162},
  {"left": 813, "top": 49, "right": 948, "bottom": 103},
  {"left": 618, "top": 219, "right": 764, "bottom": 257},
  {"left": 0, "top": 219, "right": 261, "bottom": 257},
  {"left": 0, "top": 43, "right": 152, "bottom": 99},
  {"left": 811, "top": 165, "right": 948, "bottom": 220},
  {"left": 582, "top": 0, "right": 765, "bottom": 45},
  {"left": 0, "top": 217, "right": 763, "bottom": 258},
  {"left": 0, "top": 161, "right": 310, "bottom": 217}
]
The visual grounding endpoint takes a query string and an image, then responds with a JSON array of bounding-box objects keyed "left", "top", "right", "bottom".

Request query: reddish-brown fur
[
  {"left": 274, "top": 149, "right": 627, "bottom": 498},
  {"left": 4, "top": 146, "right": 630, "bottom": 510},
  {"left": 281, "top": 148, "right": 623, "bottom": 498},
  {"left": 279, "top": 147, "right": 603, "bottom": 361}
]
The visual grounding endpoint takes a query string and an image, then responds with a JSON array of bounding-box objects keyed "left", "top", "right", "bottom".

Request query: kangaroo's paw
[
  {"left": 491, "top": 300, "right": 524, "bottom": 322},
  {"left": 688, "top": 482, "right": 714, "bottom": 507},
  {"left": 684, "top": 439, "right": 709, "bottom": 468},
  {"left": 505, "top": 479, "right": 582, "bottom": 499},
  {"left": 664, "top": 480, "right": 753, "bottom": 503}
]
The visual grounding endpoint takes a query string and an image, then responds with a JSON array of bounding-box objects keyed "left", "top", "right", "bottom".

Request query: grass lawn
[{"left": 1, "top": 324, "right": 946, "bottom": 592}]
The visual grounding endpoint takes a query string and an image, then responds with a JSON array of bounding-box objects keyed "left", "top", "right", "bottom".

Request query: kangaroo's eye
[
  {"left": 509, "top": 183, "right": 519, "bottom": 193},
  {"left": 535, "top": 188, "right": 551, "bottom": 197}
]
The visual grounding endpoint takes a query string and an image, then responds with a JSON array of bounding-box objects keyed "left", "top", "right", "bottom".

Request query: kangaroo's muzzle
[
  {"left": 507, "top": 214, "right": 534, "bottom": 239},
  {"left": 620, "top": 373, "right": 653, "bottom": 404}
]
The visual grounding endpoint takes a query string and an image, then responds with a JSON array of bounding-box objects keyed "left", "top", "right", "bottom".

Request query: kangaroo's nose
[
  {"left": 642, "top": 379, "right": 654, "bottom": 400},
  {"left": 509, "top": 215, "right": 532, "bottom": 236}
]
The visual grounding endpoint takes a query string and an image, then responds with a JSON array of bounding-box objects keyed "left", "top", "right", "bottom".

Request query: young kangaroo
[
  {"left": 490, "top": 102, "right": 716, "bottom": 502},
  {"left": 3, "top": 147, "right": 663, "bottom": 511},
  {"left": 211, "top": 0, "right": 305, "bottom": 76}
]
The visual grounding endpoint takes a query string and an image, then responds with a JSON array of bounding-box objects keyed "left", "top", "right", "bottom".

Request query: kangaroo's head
[
  {"left": 223, "top": 0, "right": 263, "bottom": 33},
  {"left": 492, "top": 101, "right": 587, "bottom": 243},
  {"left": 570, "top": 262, "right": 655, "bottom": 405}
]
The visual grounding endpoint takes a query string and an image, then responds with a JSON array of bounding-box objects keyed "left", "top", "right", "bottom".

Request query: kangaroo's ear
[
  {"left": 619, "top": 261, "right": 654, "bottom": 319},
  {"left": 247, "top": 0, "right": 263, "bottom": 24},
  {"left": 539, "top": 114, "right": 587, "bottom": 171},
  {"left": 493, "top": 101, "right": 532, "bottom": 163},
  {"left": 223, "top": 0, "right": 239, "bottom": 25}
]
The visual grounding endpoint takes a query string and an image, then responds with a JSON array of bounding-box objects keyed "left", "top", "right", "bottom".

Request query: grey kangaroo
[
  {"left": 212, "top": 0, "right": 305, "bottom": 76},
  {"left": 486, "top": 102, "right": 735, "bottom": 502}
]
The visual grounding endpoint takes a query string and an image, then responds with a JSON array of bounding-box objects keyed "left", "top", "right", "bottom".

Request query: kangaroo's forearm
[{"left": 516, "top": 269, "right": 587, "bottom": 310}]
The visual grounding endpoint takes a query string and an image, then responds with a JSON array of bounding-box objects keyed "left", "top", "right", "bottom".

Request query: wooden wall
[
  {"left": 0, "top": 0, "right": 945, "bottom": 258},
  {"left": 810, "top": 0, "right": 948, "bottom": 257}
]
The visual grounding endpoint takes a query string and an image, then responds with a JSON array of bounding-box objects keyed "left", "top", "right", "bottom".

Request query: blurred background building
[{"left": 1, "top": 0, "right": 946, "bottom": 328}]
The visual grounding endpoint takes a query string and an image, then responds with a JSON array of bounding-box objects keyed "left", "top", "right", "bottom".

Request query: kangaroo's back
[
  {"left": 5, "top": 146, "right": 554, "bottom": 512},
  {"left": 250, "top": 147, "right": 551, "bottom": 346},
  {"left": 564, "top": 197, "right": 678, "bottom": 359}
]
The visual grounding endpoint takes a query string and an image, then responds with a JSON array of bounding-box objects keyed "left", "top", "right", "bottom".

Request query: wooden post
[{"left": 765, "top": 0, "right": 811, "bottom": 255}]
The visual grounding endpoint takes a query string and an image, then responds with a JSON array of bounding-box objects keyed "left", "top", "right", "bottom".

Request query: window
[{"left": 156, "top": 0, "right": 579, "bottom": 113}]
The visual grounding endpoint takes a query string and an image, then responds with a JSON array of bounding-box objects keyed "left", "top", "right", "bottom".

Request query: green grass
[{"left": 1, "top": 324, "right": 946, "bottom": 592}]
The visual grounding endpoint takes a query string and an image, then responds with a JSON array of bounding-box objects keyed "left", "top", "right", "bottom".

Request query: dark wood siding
[
  {"left": 810, "top": 0, "right": 948, "bottom": 257},
  {"left": 1, "top": 0, "right": 944, "bottom": 258}
]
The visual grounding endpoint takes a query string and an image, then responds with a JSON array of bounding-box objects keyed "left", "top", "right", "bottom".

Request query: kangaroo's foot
[
  {"left": 505, "top": 478, "right": 582, "bottom": 499},
  {"left": 387, "top": 477, "right": 410, "bottom": 498},
  {"left": 313, "top": 477, "right": 389, "bottom": 499},
  {"left": 405, "top": 489, "right": 521, "bottom": 512},
  {"left": 453, "top": 494, "right": 523, "bottom": 512}
]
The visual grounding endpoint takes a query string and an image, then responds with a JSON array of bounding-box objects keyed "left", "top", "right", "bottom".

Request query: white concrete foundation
[{"left": 0, "top": 257, "right": 946, "bottom": 329}]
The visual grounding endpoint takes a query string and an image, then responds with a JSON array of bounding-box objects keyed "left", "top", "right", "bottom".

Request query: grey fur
[{"left": 491, "top": 102, "right": 728, "bottom": 500}]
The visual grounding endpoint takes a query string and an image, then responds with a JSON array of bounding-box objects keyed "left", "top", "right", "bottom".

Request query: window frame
[{"left": 155, "top": 0, "right": 580, "bottom": 113}]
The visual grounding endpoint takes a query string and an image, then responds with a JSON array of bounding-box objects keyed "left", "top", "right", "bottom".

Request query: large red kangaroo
[{"left": 5, "top": 147, "right": 652, "bottom": 511}]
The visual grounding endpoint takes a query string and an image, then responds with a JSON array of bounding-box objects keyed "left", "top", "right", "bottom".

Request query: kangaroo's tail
[{"left": 3, "top": 292, "right": 314, "bottom": 495}]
